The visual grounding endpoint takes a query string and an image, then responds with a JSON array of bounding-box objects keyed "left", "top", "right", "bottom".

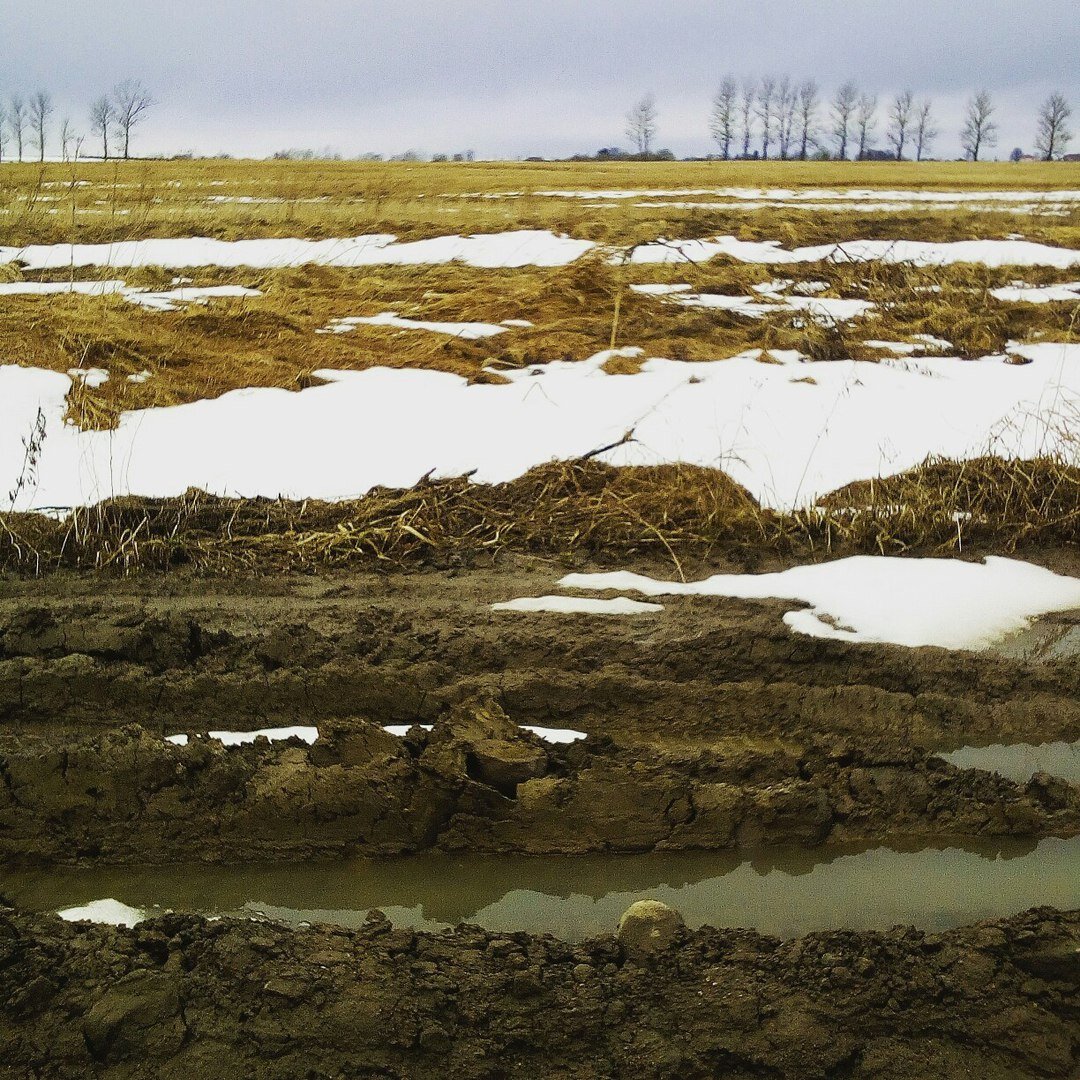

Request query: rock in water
[{"left": 616, "top": 900, "right": 685, "bottom": 959}]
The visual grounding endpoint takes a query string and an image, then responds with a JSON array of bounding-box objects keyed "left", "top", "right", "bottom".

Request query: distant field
[{"left": 1, "top": 158, "right": 1079, "bottom": 248}]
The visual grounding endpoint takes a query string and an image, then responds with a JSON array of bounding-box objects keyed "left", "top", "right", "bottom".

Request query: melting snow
[
  {"left": 989, "top": 281, "right": 1080, "bottom": 304},
  {"left": 558, "top": 556, "right": 1080, "bottom": 651},
  {"left": 381, "top": 723, "right": 587, "bottom": 743},
  {"left": 631, "top": 283, "right": 873, "bottom": 323},
  {"left": 317, "top": 312, "right": 509, "bottom": 339},
  {"left": 165, "top": 727, "right": 319, "bottom": 747},
  {"left": 58, "top": 899, "right": 146, "bottom": 927},
  {"left": 492, "top": 595, "right": 663, "bottom": 615},
  {"left": 0, "top": 230, "right": 596, "bottom": 271},
  {"left": 0, "top": 278, "right": 261, "bottom": 312},
  {"left": 2, "top": 342, "right": 1078, "bottom": 514},
  {"left": 67, "top": 367, "right": 109, "bottom": 389},
  {"left": 2, "top": 230, "right": 1078, "bottom": 273}
]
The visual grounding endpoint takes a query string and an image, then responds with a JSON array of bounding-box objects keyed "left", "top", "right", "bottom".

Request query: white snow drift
[
  {"left": 3, "top": 229, "right": 1080, "bottom": 272},
  {"left": 2, "top": 342, "right": 1078, "bottom": 514},
  {"left": 558, "top": 556, "right": 1080, "bottom": 651}
]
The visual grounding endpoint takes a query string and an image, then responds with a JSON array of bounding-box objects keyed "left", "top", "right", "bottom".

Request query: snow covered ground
[
  {"left": 317, "top": 312, "right": 511, "bottom": 338},
  {"left": 630, "top": 283, "right": 874, "bottom": 322},
  {"left": 533, "top": 188, "right": 1080, "bottom": 205},
  {"left": 0, "top": 231, "right": 595, "bottom": 271},
  {"left": 628, "top": 236, "right": 1080, "bottom": 269},
  {"left": 3, "top": 229, "right": 1080, "bottom": 272},
  {"left": 2, "top": 342, "right": 1077, "bottom": 513},
  {"left": 0, "top": 279, "right": 262, "bottom": 311},
  {"left": 555, "top": 556, "right": 1080, "bottom": 650}
]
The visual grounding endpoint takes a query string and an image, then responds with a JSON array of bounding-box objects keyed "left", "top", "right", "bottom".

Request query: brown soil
[
  {"left": 2, "top": 905, "right": 1079, "bottom": 1079},
  {"left": 3, "top": 556, "right": 1079, "bottom": 1075},
  {"left": 1, "top": 557, "right": 1078, "bottom": 865}
]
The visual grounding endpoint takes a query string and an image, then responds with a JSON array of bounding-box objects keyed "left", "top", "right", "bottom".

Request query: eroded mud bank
[
  {"left": 1, "top": 560, "right": 1078, "bottom": 865},
  {"left": 2, "top": 905, "right": 1079, "bottom": 1079}
]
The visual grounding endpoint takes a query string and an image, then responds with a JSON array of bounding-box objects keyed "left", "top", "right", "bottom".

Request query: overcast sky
[{"left": 4, "top": 0, "right": 1077, "bottom": 160}]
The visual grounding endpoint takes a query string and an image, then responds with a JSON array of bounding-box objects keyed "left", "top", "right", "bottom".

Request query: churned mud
[
  {"left": 2, "top": 905, "right": 1079, "bottom": 1079},
  {"left": 1, "top": 554, "right": 1079, "bottom": 1076},
  {"left": 1, "top": 556, "right": 1079, "bottom": 864}
]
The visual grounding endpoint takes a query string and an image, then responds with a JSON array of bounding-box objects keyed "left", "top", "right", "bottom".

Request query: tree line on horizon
[
  {"left": 0, "top": 80, "right": 155, "bottom": 163},
  {"left": 619, "top": 82, "right": 1074, "bottom": 163}
]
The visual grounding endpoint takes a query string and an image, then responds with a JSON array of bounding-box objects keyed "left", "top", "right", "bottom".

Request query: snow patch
[
  {"left": 317, "top": 311, "right": 509, "bottom": 339},
  {"left": 492, "top": 595, "right": 663, "bottom": 615},
  {"left": 558, "top": 556, "right": 1080, "bottom": 651},
  {"left": 166, "top": 727, "right": 319, "bottom": 747},
  {"left": 58, "top": 899, "right": 146, "bottom": 927},
  {"left": 2, "top": 230, "right": 595, "bottom": 271},
  {"left": 2, "top": 343, "right": 1078, "bottom": 514}
]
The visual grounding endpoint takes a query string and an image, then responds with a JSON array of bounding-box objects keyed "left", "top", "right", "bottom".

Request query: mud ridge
[
  {"left": 2, "top": 905, "right": 1079, "bottom": 1078},
  {"left": 2, "top": 702, "right": 1078, "bottom": 866}
]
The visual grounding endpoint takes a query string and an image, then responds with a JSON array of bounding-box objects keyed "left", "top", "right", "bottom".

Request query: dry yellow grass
[
  {"left": 1, "top": 158, "right": 1078, "bottom": 247},
  {"left": 2, "top": 456, "right": 1077, "bottom": 576},
  {"left": 2, "top": 254, "right": 1076, "bottom": 428},
  {"left": 0, "top": 157, "right": 1077, "bottom": 568}
]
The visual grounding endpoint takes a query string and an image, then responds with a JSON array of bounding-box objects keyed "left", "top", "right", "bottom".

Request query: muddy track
[
  {"left": 3, "top": 708, "right": 1079, "bottom": 866},
  {"left": 1, "top": 559, "right": 1079, "bottom": 753},
  {"left": 2, "top": 905, "right": 1079, "bottom": 1079},
  {"left": 0, "top": 555, "right": 1078, "bottom": 865}
]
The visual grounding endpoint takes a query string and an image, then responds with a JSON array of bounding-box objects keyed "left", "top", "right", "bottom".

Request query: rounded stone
[{"left": 616, "top": 900, "right": 685, "bottom": 959}]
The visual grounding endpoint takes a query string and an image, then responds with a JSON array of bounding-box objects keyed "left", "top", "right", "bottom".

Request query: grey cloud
[{"left": 3, "top": 0, "right": 1076, "bottom": 158}]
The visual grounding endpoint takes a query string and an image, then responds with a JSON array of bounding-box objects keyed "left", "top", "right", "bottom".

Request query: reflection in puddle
[
  {"left": 991, "top": 615, "right": 1080, "bottom": 662},
  {"left": 8, "top": 836, "right": 1080, "bottom": 941},
  {"left": 939, "top": 741, "right": 1080, "bottom": 785}
]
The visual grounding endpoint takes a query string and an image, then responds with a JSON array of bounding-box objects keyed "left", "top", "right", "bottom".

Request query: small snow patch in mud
[
  {"left": 58, "top": 899, "right": 146, "bottom": 927},
  {"left": 379, "top": 723, "right": 586, "bottom": 743},
  {"left": 493, "top": 595, "right": 663, "bottom": 616},
  {"left": 557, "top": 556, "right": 1080, "bottom": 650},
  {"left": 166, "top": 726, "right": 319, "bottom": 747}
]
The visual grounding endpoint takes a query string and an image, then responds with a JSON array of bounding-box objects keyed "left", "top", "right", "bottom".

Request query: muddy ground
[
  {"left": 1, "top": 552, "right": 1079, "bottom": 1074},
  {"left": 2, "top": 904, "right": 1079, "bottom": 1079},
  {"left": 0, "top": 555, "right": 1079, "bottom": 863}
]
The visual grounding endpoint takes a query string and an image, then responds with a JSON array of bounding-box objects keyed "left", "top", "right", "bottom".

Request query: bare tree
[
  {"left": 59, "top": 117, "right": 76, "bottom": 162},
  {"left": 1035, "top": 92, "right": 1073, "bottom": 161},
  {"left": 831, "top": 81, "right": 858, "bottom": 160},
  {"left": 111, "top": 78, "right": 156, "bottom": 159},
  {"left": 9, "top": 94, "right": 27, "bottom": 161},
  {"left": 756, "top": 76, "right": 776, "bottom": 159},
  {"left": 796, "top": 80, "right": 820, "bottom": 160},
  {"left": 89, "top": 96, "right": 114, "bottom": 160},
  {"left": 913, "top": 99, "right": 937, "bottom": 161},
  {"left": 775, "top": 75, "right": 797, "bottom": 159},
  {"left": 855, "top": 93, "right": 877, "bottom": 159},
  {"left": 625, "top": 93, "right": 658, "bottom": 154},
  {"left": 886, "top": 90, "right": 914, "bottom": 160},
  {"left": 710, "top": 76, "right": 739, "bottom": 159},
  {"left": 0, "top": 104, "right": 7, "bottom": 163},
  {"left": 961, "top": 90, "right": 998, "bottom": 161},
  {"left": 739, "top": 77, "right": 756, "bottom": 157},
  {"left": 29, "top": 91, "right": 53, "bottom": 162}
]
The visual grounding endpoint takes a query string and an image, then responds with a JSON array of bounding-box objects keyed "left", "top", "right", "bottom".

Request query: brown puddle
[
  {"left": 6, "top": 836, "right": 1079, "bottom": 942},
  {"left": 939, "top": 740, "right": 1080, "bottom": 785}
]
